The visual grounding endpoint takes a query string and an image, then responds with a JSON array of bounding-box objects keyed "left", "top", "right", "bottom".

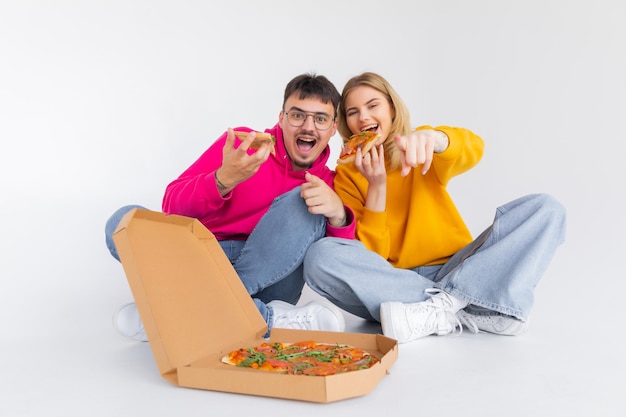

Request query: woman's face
[{"left": 343, "top": 85, "right": 393, "bottom": 140}]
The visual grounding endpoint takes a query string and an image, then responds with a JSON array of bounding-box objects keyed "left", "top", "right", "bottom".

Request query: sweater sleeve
[
  {"left": 161, "top": 136, "right": 228, "bottom": 218},
  {"left": 419, "top": 125, "right": 485, "bottom": 186},
  {"left": 325, "top": 205, "right": 356, "bottom": 239}
]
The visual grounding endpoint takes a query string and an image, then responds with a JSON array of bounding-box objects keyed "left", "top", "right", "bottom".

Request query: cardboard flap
[
  {"left": 178, "top": 328, "right": 399, "bottom": 403},
  {"left": 112, "top": 208, "right": 267, "bottom": 377}
]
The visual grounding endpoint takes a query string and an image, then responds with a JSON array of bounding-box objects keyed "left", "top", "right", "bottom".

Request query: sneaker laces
[
  {"left": 271, "top": 302, "right": 345, "bottom": 332},
  {"left": 448, "top": 312, "right": 463, "bottom": 337},
  {"left": 276, "top": 311, "right": 314, "bottom": 324},
  {"left": 432, "top": 309, "right": 463, "bottom": 337},
  {"left": 425, "top": 289, "right": 466, "bottom": 336},
  {"left": 426, "top": 288, "right": 468, "bottom": 310},
  {"left": 406, "top": 292, "right": 463, "bottom": 337},
  {"left": 457, "top": 310, "right": 479, "bottom": 334}
]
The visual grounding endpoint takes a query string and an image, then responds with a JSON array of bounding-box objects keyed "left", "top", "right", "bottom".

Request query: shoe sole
[{"left": 482, "top": 319, "right": 529, "bottom": 336}]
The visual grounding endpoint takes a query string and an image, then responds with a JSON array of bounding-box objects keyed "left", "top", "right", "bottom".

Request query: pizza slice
[
  {"left": 234, "top": 131, "right": 276, "bottom": 155},
  {"left": 337, "top": 131, "right": 382, "bottom": 165}
]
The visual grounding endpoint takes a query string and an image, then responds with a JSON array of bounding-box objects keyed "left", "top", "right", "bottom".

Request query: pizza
[
  {"left": 222, "top": 340, "right": 378, "bottom": 376},
  {"left": 337, "top": 131, "right": 382, "bottom": 164},
  {"left": 234, "top": 130, "right": 276, "bottom": 155}
]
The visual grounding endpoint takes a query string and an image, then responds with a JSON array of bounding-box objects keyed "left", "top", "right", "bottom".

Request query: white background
[{"left": 1, "top": 1, "right": 624, "bottom": 416}]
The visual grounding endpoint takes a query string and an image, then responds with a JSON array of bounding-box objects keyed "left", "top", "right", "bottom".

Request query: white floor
[
  {"left": 2, "top": 2, "right": 625, "bottom": 415},
  {"left": 2, "top": 229, "right": 624, "bottom": 417}
]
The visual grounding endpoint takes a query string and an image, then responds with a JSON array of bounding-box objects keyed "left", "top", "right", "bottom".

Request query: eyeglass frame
[{"left": 282, "top": 107, "right": 336, "bottom": 131}]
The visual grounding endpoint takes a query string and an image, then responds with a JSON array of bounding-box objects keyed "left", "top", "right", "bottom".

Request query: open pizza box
[{"left": 112, "top": 208, "right": 398, "bottom": 403}]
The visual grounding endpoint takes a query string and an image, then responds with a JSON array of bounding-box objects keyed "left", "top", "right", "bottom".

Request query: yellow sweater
[{"left": 334, "top": 126, "right": 484, "bottom": 269}]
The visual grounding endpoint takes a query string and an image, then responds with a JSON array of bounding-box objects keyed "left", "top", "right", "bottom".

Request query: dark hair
[{"left": 283, "top": 73, "right": 341, "bottom": 118}]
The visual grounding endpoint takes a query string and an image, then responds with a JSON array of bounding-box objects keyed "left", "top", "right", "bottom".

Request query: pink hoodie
[{"left": 162, "top": 123, "right": 355, "bottom": 241}]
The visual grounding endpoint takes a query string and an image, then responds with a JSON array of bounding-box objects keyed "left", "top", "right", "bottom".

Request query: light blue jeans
[
  {"left": 303, "top": 193, "right": 566, "bottom": 322},
  {"left": 105, "top": 188, "right": 327, "bottom": 334}
]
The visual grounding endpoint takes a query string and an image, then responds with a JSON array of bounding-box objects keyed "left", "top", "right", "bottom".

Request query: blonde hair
[{"left": 338, "top": 72, "right": 412, "bottom": 171}]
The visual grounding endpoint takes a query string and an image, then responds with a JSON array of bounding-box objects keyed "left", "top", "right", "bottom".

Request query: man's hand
[
  {"left": 393, "top": 129, "right": 449, "bottom": 176},
  {"left": 216, "top": 128, "right": 273, "bottom": 192},
  {"left": 300, "top": 172, "right": 347, "bottom": 227}
]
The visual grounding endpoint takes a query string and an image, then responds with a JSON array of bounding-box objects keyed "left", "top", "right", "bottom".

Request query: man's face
[{"left": 279, "top": 95, "right": 337, "bottom": 171}]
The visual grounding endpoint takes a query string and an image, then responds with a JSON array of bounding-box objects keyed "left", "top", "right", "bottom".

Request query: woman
[{"left": 303, "top": 72, "right": 566, "bottom": 343}]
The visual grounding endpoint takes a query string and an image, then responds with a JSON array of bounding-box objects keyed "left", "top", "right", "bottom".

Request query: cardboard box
[{"left": 113, "top": 208, "right": 398, "bottom": 403}]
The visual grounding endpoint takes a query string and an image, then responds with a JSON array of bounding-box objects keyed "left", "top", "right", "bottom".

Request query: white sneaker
[
  {"left": 457, "top": 310, "right": 529, "bottom": 336},
  {"left": 380, "top": 289, "right": 464, "bottom": 343},
  {"left": 113, "top": 302, "right": 148, "bottom": 342},
  {"left": 268, "top": 299, "right": 346, "bottom": 332}
]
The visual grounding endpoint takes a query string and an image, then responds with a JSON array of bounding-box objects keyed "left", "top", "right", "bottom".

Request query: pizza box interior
[{"left": 112, "top": 208, "right": 398, "bottom": 403}]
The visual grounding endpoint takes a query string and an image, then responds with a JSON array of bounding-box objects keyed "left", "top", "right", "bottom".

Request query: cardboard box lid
[
  {"left": 112, "top": 208, "right": 398, "bottom": 402},
  {"left": 113, "top": 208, "right": 267, "bottom": 377}
]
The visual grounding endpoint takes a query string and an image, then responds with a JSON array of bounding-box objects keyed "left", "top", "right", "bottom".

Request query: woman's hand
[
  {"left": 355, "top": 144, "right": 386, "bottom": 212},
  {"left": 355, "top": 143, "right": 386, "bottom": 186},
  {"left": 394, "top": 130, "right": 449, "bottom": 176}
]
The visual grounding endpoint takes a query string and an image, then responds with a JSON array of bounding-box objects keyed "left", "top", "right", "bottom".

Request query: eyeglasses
[{"left": 283, "top": 110, "right": 334, "bottom": 131}]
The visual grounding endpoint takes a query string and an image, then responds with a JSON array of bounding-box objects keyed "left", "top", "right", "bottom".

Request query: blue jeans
[
  {"left": 104, "top": 188, "right": 327, "bottom": 334},
  {"left": 303, "top": 193, "right": 566, "bottom": 322}
]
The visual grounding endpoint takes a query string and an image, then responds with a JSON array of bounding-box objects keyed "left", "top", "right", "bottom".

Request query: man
[{"left": 105, "top": 73, "right": 355, "bottom": 341}]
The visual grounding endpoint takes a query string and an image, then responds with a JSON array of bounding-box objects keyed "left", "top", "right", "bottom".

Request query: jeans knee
[
  {"left": 104, "top": 204, "right": 146, "bottom": 261},
  {"left": 303, "top": 238, "right": 339, "bottom": 282},
  {"left": 529, "top": 194, "right": 567, "bottom": 243},
  {"left": 105, "top": 205, "right": 143, "bottom": 235},
  {"left": 304, "top": 240, "right": 325, "bottom": 274},
  {"left": 534, "top": 194, "right": 566, "bottom": 222}
]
